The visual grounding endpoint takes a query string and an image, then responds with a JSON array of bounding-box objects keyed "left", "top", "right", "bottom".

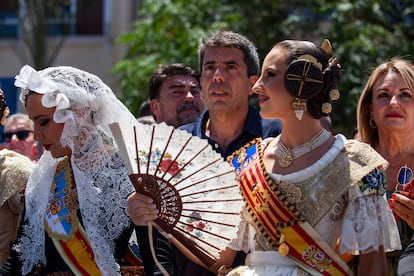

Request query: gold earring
[
  {"left": 369, "top": 119, "right": 377, "bottom": 129},
  {"left": 292, "top": 98, "right": 307, "bottom": 120}
]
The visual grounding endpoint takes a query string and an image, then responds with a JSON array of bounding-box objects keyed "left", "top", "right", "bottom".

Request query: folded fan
[{"left": 110, "top": 122, "right": 244, "bottom": 268}]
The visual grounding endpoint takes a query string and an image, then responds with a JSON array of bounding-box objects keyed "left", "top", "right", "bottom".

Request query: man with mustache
[{"left": 149, "top": 63, "right": 205, "bottom": 128}]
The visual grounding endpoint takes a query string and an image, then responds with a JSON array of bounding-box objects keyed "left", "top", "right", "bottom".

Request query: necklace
[{"left": 274, "top": 128, "right": 331, "bottom": 168}]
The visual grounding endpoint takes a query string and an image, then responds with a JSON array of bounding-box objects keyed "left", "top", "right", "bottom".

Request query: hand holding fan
[{"left": 110, "top": 122, "right": 244, "bottom": 269}]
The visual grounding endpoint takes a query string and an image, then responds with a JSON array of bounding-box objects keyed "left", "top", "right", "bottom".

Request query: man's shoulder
[
  {"left": 260, "top": 118, "right": 282, "bottom": 139},
  {"left": 178, "top": 122, "right": 196, "bottom": 134},
  {"left": 245, "top": 107, "right": 281, "bottom": 139},
  {"left": 178, "top": 110, "right": 207, "bottom": 137}
]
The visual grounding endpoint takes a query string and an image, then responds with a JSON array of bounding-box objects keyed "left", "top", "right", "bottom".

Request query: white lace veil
[{"left": 13, "top": 65, "right": 137, "bottom": 275}]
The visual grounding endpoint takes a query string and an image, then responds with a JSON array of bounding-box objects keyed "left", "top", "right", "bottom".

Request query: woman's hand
[
  {"left": 389, "top": 192, "right": 414, "bottom": 229},
  {"left": 127, "top": 192, "right": 158, "bottom": 226}
]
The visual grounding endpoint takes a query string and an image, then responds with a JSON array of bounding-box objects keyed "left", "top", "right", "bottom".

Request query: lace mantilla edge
[{"left": 14, "top": 66, "right": 137, "bottom": 275}]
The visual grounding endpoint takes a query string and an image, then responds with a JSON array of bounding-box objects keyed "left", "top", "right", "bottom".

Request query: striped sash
[
  {"left": 52, "top": 228, "right": 102, "bottom": 276},
  {"left": 228, "top": 139, "right": 352, "bottom": 275},
  {"left": 45, "top": 157, "right": 102, "bottom": 275}
]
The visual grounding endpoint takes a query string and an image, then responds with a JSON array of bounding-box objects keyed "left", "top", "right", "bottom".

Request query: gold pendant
[
  {"left": 279, "top": 149, "right": 293, "bottom": 168},
  {"left": 278, "top": 242, "right": 289, "bottom": 256},
  {"left": 278, "top": 234, "right": 289, "bottom": 256}
]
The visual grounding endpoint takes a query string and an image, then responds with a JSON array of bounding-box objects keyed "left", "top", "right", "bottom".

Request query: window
[{"left": 0, "top": 0, "right": 104, "bottom": 39}]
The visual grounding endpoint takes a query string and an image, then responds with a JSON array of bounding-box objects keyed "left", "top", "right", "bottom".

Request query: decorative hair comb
[{"left": 0, "top": 89, "right": 10, "bottom": 126}]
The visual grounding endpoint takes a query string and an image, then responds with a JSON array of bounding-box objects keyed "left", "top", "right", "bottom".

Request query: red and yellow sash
[
  {"left": 229, "top": 139, "right": 352, "bottom": 275},
  {"left": 45, "top": 157, "right": 102, "bottom": 275},
  {"left": 52, "top": 228, "right": 102, "bottom": 276}
]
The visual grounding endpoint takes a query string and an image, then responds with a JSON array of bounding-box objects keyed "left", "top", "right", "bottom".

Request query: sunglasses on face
[
  {"left": 395, "top": 165, "right": 414, "bottom": 193},
  {"left": 2, "top": 130, "right": 33, "bottom": 142}
]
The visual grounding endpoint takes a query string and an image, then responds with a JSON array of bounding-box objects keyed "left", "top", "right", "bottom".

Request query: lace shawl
[{"left": 13, "top": 65, "right": 137, "bottom": 275}]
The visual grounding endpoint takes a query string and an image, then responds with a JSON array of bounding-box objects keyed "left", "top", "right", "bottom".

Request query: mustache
[
  {"left": 176, "top": 103, "right": 201, "bottom": 113},
  {"left": 208, "top": 82, "right": 230, "bottom": 91}
]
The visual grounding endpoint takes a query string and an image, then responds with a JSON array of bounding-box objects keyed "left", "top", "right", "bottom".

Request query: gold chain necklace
[{"left": 274, "top": 128, "right": 331, "bottom": 168}]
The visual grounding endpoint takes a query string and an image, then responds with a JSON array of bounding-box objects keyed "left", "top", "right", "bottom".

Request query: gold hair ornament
[
  {"left": 0, "top": 89, "right": 10, "bottom": 126},
  {"left": 320, "top": 39, "right": 332, "bottom": 57},
  {"left": 320, "top": 40, "right": 340, "bottom": 115},
  {"left": 285, "top": 55, "right": 323, "bottom": 99}
]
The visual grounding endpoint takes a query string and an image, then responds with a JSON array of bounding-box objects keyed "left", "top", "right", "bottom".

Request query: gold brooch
[{"left": 278, "top": 234, "right": 289, "bottom": 256}]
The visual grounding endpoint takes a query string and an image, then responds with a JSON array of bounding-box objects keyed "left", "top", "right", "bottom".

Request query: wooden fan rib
[
  {"left": 180, "top": 214, "right": 237, "bottom": 227},
  {"left": 171, "top": 157, "right": 223, "bottom": 188},
  {"left": 144, "top": 125, "right": 156, "bottom": 175},
  {"left": 154, "top": 127, "right": 175, "bottom": 176},
  {"left": 176, "top": 170, "right": 235, "bottom": 193},
  {"left": 173, "top": 224, "right": 223, "bottom": 254},
  {"left": 180, "top": 183, "right": 239, "bottom": 198},
  {"left": 182, "top": 198, "right": 242, "bottom": 204},
  {"left": 159, "top": 135, "right": 194, "bottom": 179},
  {"left": 175, "top": 221, "right": 232, "bottom": 245},
  {"left": 165, "top": 143, "right": 211, "bottom": 182},
  {"left": 133, "top": 125, "right": 141, "bottom": 174},
  {"left": 182, "top": 208, "right": 241, "bottom": 216},
  {"left": 156, "top": 221, "right": 216, "bottom": 267}
]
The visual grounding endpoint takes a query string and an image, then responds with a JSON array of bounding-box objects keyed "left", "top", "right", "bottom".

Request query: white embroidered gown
[{"left": 227, "top": 135, "right": 401, "bottom": 276}]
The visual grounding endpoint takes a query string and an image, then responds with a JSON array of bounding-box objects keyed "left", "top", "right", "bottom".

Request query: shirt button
[{"left": 214, "top": 143, "right": 219, "bottom": 149}]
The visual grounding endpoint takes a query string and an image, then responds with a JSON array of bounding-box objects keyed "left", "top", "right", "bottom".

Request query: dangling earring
[
  {"left": 369, "top": 119, "right": 377, "bottom": 129},
  {"left": 292, "top": 98, "right": 307, "bottom": 120}
]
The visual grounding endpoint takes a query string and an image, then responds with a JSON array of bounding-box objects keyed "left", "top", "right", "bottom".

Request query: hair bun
[{"left": 285, "top": 55, "right": 324, "bottom": 99}]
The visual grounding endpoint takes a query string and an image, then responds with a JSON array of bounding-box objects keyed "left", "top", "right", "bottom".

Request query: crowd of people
[{"left": 0, "top": 30, "right": 413, "bottom": 276}]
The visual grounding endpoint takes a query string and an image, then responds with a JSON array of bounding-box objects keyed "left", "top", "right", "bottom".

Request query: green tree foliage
[
  {"left": 318, "top": 0, "right": 414, "bottom": 135},
  {"left": 112, "top": 0, "right": 238, "bottom": 116},
  {"left": 114, "top": 0, "right": 414, "bottom": 135}
]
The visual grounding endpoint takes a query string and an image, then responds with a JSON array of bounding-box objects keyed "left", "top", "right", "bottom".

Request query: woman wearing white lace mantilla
[
  {"left": 219, "top": 40, "right": 401, "bottom": 275},
  {"left": 0, "top": 65, "right": 144, "bottom": 275}
]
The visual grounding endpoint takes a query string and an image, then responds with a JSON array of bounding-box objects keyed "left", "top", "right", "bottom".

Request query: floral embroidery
[
  {"left": 159, "top": 159, "right": 180, "bottom": 175},
  {"left": 184, "top": 211, "right": 210, "bottom": 238},
  {"left": 359, "top": 168, "right": 386, "bottom": 196},
  {"left": 139, "top": 149, "right": 183, "bottom": 175}
]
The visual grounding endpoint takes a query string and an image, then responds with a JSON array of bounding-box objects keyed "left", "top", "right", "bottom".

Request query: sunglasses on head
[
  {"left": 2, "top": 130, "right": 33, "bottom": 142},
  {"left": 395, "top": 165, "right": 413, "bottom": 193}
]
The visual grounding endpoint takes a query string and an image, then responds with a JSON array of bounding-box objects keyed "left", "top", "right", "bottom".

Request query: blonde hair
[
  {"left": 357, "top": 57, "right": 414, "bottom": 148},
  {"left": 5, "top": 113, "right": 34, "bottom": 130}
]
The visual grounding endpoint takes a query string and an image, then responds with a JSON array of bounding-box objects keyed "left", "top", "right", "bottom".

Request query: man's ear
[
  {"left": 249, "top": 76, "right": 259, "bottom": 95},
  {"left": 150, "top": 99, "right": 161, "bottom": 120}
]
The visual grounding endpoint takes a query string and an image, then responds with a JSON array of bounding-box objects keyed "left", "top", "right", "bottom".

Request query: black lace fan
[{"left": 110, "top": 122, "right": 243, "bottom": 268}]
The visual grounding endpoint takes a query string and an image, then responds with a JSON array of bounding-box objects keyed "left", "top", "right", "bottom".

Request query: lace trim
[{"left": 14, "top": 66, "right": 137, "bottom": 275}]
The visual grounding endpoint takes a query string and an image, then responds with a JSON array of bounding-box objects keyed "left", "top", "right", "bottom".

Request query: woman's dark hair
[{"left": 276, "top": 40, "right": 341, "bottom": 119}]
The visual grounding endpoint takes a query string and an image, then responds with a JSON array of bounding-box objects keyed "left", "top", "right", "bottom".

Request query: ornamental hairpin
[
  {"left": 320, "top": 39, "right": 340, "bottom": 115},
  {"left": 330, "top": 89, "right": 340, "bottom": 100},
  {"left": 0, "top": 89, "right": 10, "bottom": 126}
]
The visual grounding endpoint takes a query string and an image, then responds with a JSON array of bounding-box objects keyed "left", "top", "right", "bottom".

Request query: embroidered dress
[
  {"left": 227, "top": 135, "right": 401, "bottom": 275},
  {"left": 0, "top": 149, "right": 33, "bottom": 264}
]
